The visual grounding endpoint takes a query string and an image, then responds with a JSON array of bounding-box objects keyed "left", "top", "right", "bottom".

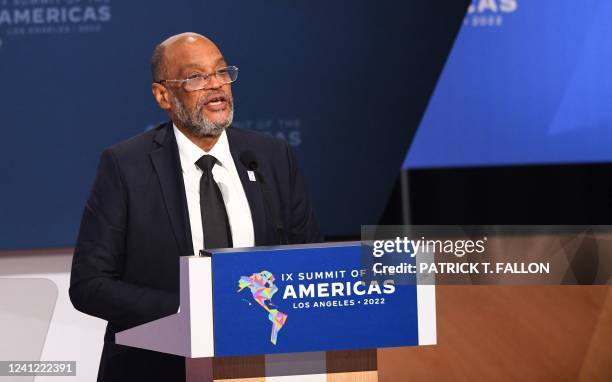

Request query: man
[{"left": 69, "top": 32, "right": 322, "bottom": 381}]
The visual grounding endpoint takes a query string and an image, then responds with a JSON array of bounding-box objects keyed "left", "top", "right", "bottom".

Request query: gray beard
[{"left": 172, "top": 95, "right": 234, "bottom": 137}]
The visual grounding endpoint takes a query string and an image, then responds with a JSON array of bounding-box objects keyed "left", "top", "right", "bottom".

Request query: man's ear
[{"left": 152, "top": 83, "right": 172, "bottom": 111}]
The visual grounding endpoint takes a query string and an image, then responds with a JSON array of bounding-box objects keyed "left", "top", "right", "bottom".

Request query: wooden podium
[{"left": 115, "top": 243, "right": 436, "bottom": 381}]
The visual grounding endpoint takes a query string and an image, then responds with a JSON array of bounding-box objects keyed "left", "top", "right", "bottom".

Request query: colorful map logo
[{"left": 238, "top": 271, "right": 288, "bottom": 345}]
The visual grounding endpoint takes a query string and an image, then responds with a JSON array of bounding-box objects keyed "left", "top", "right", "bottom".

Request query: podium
[{"left": 116, "top": 242, "right": 436, "bottom": 381}]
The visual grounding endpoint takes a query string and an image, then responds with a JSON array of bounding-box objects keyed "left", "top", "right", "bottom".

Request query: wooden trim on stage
[
  {"left": 326, "top": 349, "right": 377, "bottom": 373},
  {"left": 186, "top": 350, "right": 379, "bottom": 381},
  {"left": 212, "top": 355, "right": 265, "bottom": 380},
  {"left": 328, "top": 371, "right": 378, "bottom": 382}
]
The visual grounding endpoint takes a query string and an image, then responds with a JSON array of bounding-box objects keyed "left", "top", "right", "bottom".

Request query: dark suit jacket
[{"left": 69, "top": 122, "right": 322, "bottom": 381}]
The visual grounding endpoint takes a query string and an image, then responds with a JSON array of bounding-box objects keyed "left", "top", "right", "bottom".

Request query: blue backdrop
[
  {"left": 405, "top": 0, "right": 612, "bottom": 169},
  {"left": 2, "top": 1, "right": 467, "bottom": 249}
]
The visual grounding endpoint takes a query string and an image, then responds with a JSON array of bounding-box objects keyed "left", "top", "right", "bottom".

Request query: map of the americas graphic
[{"left": 238, "top": 271, "right": 288, "bottom": 345}]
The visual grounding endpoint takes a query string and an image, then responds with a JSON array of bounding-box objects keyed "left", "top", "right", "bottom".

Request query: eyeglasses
[{"left": 157, "top": 66, "right": 239, "bottom": 92}]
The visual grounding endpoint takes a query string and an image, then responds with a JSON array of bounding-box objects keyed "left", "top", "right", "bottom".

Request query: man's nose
[{"left": 206, "top": 73, "right": 223, "bottom": 90}]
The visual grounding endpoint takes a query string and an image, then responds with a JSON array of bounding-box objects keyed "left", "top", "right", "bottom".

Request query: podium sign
[{"left": 212, "top": 242, "right": 435, "bottom": 356}]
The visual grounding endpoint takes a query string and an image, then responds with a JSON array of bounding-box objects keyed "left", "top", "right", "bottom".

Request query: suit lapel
[
  {"left": 227, "top": 128, "right": 269, "bottom": 246},
  {"left": 150, "top": 123, "right": 194, "bottom": 256}
]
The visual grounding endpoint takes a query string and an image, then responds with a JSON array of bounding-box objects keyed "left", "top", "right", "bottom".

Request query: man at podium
[{"left": 69, "top": 32, "right": 322, "bottom": 381}]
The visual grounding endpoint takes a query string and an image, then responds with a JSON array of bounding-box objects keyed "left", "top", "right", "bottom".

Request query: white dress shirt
[{"left": 173, "top": 124, "right": 255, "bottom": 252}]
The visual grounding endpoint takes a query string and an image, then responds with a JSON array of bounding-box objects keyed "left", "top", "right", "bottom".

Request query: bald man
[{"left": 69, "top": 33, "right": 322, "bottom": 381}]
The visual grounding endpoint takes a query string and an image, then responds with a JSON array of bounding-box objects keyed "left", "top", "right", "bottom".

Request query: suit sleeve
[
  {"left": 69, "top": 149, "right": 178, "bottom": 330},
  {"left": 282, "top": 141, "right": 324, "bottom": 244}
]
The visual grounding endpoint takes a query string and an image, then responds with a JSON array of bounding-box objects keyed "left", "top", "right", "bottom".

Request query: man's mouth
[{"left": 203, "top": 93, "right": 229, "bottom": 111}]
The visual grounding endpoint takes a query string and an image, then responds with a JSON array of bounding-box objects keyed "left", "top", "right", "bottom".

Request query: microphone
[
  {"left": 239, "top": 151, "right": 259, "bottom": 171},
  {"left": 239, "top": 151, "right": 287, "bottom": 245}
]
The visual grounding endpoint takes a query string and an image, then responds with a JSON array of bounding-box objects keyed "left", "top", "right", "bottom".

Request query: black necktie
[{"left": 195, "top": 155, "right": 233, "bottom": 250}]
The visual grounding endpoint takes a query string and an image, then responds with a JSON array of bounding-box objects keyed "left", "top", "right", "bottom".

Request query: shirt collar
[{"left": 173, "top": 124, "right": 232, "bottom": 172}]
